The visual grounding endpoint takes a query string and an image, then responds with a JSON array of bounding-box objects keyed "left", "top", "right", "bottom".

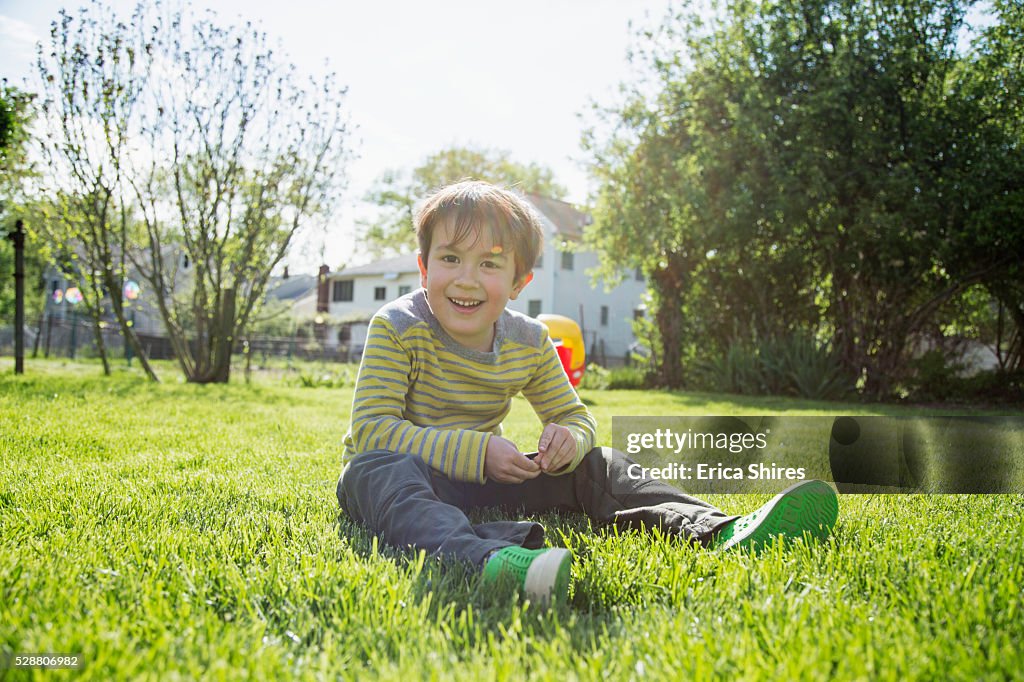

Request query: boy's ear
[
  {"left": 509, "top": 271, "right": 533, "bottom": 301},
  {"left": 417, "top": 253, "right": 428, "bottom": 288}
]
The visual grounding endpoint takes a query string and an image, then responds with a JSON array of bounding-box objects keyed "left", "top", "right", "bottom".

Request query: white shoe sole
[
  {"left": 718, "top": 479, "right": 838, "bottom": 552},
  {"left": 523, "top": 548, "right": 571, "bottom": 605}
]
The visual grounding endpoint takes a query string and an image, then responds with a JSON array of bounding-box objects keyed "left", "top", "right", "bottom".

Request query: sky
[{"left": 0, "top": 0, "right": 676, "bottom": 273}]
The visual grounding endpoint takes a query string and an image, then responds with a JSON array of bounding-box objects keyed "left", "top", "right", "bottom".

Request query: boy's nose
[{"left": 454, "top": 267, "right": 478, "bottom": 287}]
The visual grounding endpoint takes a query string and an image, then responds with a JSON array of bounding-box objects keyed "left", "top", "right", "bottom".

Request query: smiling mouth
[{"left": 449, "top": 297, "right": 483, "bottom": 309}]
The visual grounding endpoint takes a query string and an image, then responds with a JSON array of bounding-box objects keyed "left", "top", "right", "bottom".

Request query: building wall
[
  {"left": 325, "top": 273, "right": 422, "bottom": 321},
  {"left": 506, "top": 220, "right": 646, "bottom": 363}
]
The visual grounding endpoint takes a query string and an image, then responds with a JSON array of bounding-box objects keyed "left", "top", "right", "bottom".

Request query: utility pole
[{"left": 9, "top": 219, "right": 25, "bottom": 374}]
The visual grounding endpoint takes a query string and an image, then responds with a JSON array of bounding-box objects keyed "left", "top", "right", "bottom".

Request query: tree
[
  {"left": 681, "top": 0, "right": 983, "bottom": 398},
  {"left": 582, "top": 73, "right": 706, "bottom": 387},
  {"left": 585, "top": 0, "right": 1023, "bottom": 397},
  {"left": 938, "top": 0, "right": 1024, "bottom": 372},
  {"left": 1, "top": 83, "right": 47, "bottom": 334},
  {"left": 0, "top": 82, "right": 33, "bottom": 173},
  {"left": 35, "top": 4, "right": 159, "bottom": 379},
  {"left": 358, "top": 146, "right": 567, "bottom": 258},
  {"left": 703, "top": 0, "right": 1023, "bottom": 397},
  {"left": 35, "top": 0, "right": 354, "bottom": 383}
]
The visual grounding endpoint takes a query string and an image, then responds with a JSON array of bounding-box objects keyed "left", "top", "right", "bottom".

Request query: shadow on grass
[
  {"left": 331, "top": 503, "right": 718, "bottom": 662},
  {"left": 590, "top": 386, "right": 1022, "bottom": 416}
]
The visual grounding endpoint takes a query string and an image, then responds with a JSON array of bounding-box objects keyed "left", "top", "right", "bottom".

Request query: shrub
[
  {"left": 579, "top": 363, "right": 611, "bottom": 390},
  {"left": 694, "top": 343, "right": 763, "bottom": 395},
  {"left": 906, "top": 351, "right": 1024, "bottom": 404},
  {"left": 693, "top": 334, "right": 853, "bottom": 400},
  {"left": 760, "top": 333, "right": 853, "bottom": 401},
  {"left": 578, "top": 364, "right": 649, "bottom": 391},
  {"left": 961, "top": 369, "right": 1024, "bottom": 403},
  {"left": 607, "top": 366, "right": 649, "bottom": 390},
  {"left": 294, "top": 367, "right": 353, "bottom": 388}
]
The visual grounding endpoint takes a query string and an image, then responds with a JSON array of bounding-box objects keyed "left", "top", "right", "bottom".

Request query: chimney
[
  {"left": 317, "top": 265, "right": 329, "bottom": 313},
  {"left": 283, "top": 266, "right": 289, "bottom": 280}
]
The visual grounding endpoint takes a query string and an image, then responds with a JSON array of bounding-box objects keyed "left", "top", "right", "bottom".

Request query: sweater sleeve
[
  {"left": 346, "top": 316, "right": 491, "bottom": 483},
  {"left": 519, "top": 328, "right": 597, "bottom": 474}
]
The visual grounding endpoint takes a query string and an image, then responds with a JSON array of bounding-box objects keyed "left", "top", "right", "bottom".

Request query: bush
[
  {"left": 294, "top": 367, "right": 353, "bottom": 388},
  {"left": 607, "top": 365, "right": 649, "bottom": 390},
  {"left": 693, "top": 334, "right": 853, "bottom": 400},
  {"left": 694, "top": 343, "right": 763, "bottom": 395},
  {"left": 906, "top": 351, "right": 1024, "bottom": 404},
  {"left": 759, "top": 333, "right": 853, "bottom": 401},
  {"left": 579, "top": 363, "right": 611, "bottom": 390},
  {"left": 961, "top": 369, "right": 1024, "bottom": 403},
  {"left": 578, "top": 364, "right": 650, "bottom": 391},
  {"left": 905, "top": 349, "right": 964, "bottom": 402}
]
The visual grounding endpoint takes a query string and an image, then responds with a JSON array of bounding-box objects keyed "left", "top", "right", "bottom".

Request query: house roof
[
  {"left": 525, "top": 193, "right": 592, "bottom": 241},
  {"left": 336, "top": 253, "right": 420, "bottom": 277},
  {"left": 265, "top": 274, "right": 317, "bottom": 301}
]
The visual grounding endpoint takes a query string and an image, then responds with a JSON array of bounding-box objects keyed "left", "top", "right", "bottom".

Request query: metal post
[
  {"left": 31, "top": 311, "right": 43, "bottom": 358},
  {"left": 44, "top": 309, "right": 53, "bottom": 358},
  {"left": 10, "top": 219, "right": 25, "bottom": 374},
  {"left": 287, "top": 321, "right": 296, "bottom": 370},
  {"left": 69, "top": 307, "right": 78, "bottom": 359},
  {"left": 125, "top": 308, "right": 135, "bottom": 366}
]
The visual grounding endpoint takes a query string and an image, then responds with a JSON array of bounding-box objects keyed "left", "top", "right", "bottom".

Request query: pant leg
[
  {"left": 337, "top": 450, "right": 544, "bottom": 566},
  {"left": 463, "top": 447, "right": 737, "bottom": 544}
]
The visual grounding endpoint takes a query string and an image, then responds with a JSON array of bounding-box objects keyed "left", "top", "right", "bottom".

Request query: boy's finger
[
  {"left": 507, "top": 465, "right": 539, "bottom": 483},
  {"left": 538, "top": 424, "right": 555, "bottom": 452},
  {"left": 548, "top": 444, "right": 573, "bottom": 472},
  {"left": 541, "top": 432, "right": 571, "bottom": 470},
  {"left": 504, "top": 464, "right": 529, "bottom": 482},
  {"left": 511, "top": 452, "right": 541, "bottom": 473}
]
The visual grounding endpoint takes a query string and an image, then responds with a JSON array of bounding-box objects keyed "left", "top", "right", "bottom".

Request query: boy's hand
[
  {"left": 485, "top": 436, "right": 541, "bottom": 484},
  {"left": 537, "top": 424, "right": 577, "bottom": 473}
]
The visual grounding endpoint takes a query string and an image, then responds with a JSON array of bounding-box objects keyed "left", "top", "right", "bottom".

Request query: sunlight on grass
[{"left": 1, "top": 358, "right": 1021, "bottom": 679}]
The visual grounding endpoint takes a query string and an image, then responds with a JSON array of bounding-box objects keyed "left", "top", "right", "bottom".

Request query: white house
[
  {"left": 320, "top": 194, "right": 648, "bottom": 365},
  {"left": 315, "top": 255, "right": 421, "bottom": 356}
]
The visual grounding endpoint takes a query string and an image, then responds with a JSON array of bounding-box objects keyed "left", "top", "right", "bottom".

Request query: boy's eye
[
  {"left": 482, "top": 260, "right": 500, "bottom": 269},
  {"left": 440, "top": 254, "right": 459, "bottom": 264}
]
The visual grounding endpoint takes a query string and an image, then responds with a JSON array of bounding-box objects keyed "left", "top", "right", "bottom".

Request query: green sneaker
[
  {"left": 481, "top": 546, "right": 572, "bottom": 605},
  {"left": 713, "top": 479, "right": 838, "bottom": 552}
]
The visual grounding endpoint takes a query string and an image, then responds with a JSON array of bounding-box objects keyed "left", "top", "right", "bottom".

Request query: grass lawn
[{"left": 1, "top": 358, "right": 1022, "bottom": 680}]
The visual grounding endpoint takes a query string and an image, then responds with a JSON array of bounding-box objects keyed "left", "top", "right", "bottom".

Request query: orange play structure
[{"left": 538, "top": 314, "right": 586, "bottom": 387}]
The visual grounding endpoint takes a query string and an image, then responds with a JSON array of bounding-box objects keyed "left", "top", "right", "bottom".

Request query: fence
[{"left": 0, "top": 320, "right": 361, "bottom": 365}]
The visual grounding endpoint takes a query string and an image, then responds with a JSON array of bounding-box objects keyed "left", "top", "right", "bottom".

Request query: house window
[
  {"left": 374, "top": 286, "right": 386, "bottom": 301},
  {"left": 633, "top": 308, "right": 645, "bottom": 320},
  {"left": 634, "top": 267, "right": 643, "bottom": 281},
  {"left": 561, "top": 251, "right": 574, "bottom": 271},
  {"left": 534, "top": 254, "right": 543, "bottom": 269},
  {"left": 333, "top": 280, "right": 353, "bottom": 302},
  {"left": 528, "top": 300, "right": 542, "bottom": 317},
  {"left": 600, "top": 306, "right": 609, "bottom": 326},
  {"left": 398, "top": 285, "right": 411, "bottom": 296}
]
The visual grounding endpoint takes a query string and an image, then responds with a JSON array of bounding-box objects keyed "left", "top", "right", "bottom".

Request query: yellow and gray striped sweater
[{"left": 342, "top": 289, "right": 597, "bottom": 483}]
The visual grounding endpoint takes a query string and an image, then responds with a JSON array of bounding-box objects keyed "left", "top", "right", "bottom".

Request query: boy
[{"left": 337, "top": 181, "right": 838, "bottom": 605}]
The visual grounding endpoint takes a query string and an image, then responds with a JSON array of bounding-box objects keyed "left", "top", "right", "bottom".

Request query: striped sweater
[{"left": 342, "top": 289, "right": 597, "bottom": 483}]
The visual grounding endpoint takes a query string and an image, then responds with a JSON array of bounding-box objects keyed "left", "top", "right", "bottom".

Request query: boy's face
[{"left": 418, "top": 219, "right": 532, "bottom": 352}]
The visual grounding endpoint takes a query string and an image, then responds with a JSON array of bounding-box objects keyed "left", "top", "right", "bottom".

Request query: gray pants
[{"left": 337, "top": 447, "right": 736, "bottom": 568}]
